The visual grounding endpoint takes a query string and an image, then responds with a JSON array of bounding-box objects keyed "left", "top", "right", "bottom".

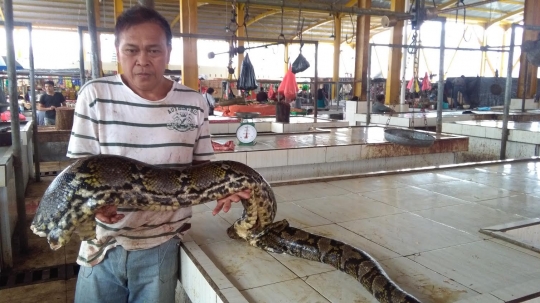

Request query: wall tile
[{"left": 246, "top": 150, "right": 288, "bottom": 168}]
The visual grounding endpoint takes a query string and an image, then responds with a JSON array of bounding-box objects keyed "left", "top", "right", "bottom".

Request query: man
[
  {"left": 452, "top": 75, "right": 467, "bottom": 109},
  {"left": 67, "top": 6, "right": 250, "bottom": 303},
  {"left": 317, "top": 86, "right": 329, "bottom": 109},
  {"left": 372, "top": 94, "right": 395, "bottom": 114},
  {"left": 38, "top": 80, "right": 66, "bottom": 125},
  {"left": 256, "top": 87, "right": 268, "bottom": 102},
  {"left": 202, "top": 87, "right": 216, "bottom": 115}
]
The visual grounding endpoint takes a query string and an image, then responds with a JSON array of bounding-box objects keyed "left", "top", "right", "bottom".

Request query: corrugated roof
[{"left": 0, "top": 0, "right": 526, "bottom": 43}]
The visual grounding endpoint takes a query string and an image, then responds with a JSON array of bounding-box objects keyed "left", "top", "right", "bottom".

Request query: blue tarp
[{"left": 0, "top": 56, "right": 24, "bottom": 71}]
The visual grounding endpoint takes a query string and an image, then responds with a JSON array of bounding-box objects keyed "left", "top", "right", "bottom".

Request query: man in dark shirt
[
  {"left": 372, "top": 94, "right": 395, "bottom": 114},
  {"left": 38, "top": 80, "right": 66, "bottom": 125},
  {"left": 256, "top": 88, "right": 268, "bottom": 102}
]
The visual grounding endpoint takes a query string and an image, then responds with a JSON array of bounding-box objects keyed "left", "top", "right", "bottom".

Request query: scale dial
[{"left": 236, "top": 123, "right": 257, "bottom": 144}]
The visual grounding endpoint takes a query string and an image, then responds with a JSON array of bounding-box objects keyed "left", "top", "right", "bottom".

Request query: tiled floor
[{"left": 2, "top": 161, "right": 540, "bottom": 302}]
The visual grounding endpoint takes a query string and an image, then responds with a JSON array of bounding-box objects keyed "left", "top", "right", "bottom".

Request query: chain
[
  {"left": 385, "top": 104, "right": 396, "bottom": 127},
  {"left": 409, "top": 29, "right": 420, "bottom": 129}
]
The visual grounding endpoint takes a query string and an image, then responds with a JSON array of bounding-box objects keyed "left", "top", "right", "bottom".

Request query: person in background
[
  {"left": 317, "top": 86, "right": 329, "bottom": 109},
  {"left": 372, "top": 94, "right": 395, "bottom": 114},
  {"left": 38, "top": 80, "right": 66, "bottom": 125},
  {"left": 452, "top": 75, "right": 466, "bottom": 109},
  {"left": 67, "top": 6, "right": 250, "bottom": 303},
  {"left": 202, "top": 87, "right": 216, "bottom": 116},
  {"left": 256, "top": 87, "right": 268, "bottom": 102},
  {"left": 35, "top": 88, "right": 46, "bottom": 126}
]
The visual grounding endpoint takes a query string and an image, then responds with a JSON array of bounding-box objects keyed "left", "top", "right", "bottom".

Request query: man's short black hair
[
  {"left": 114, "top": 5, "right": 172, "bottom": 47},
  {"left": 206, "top": 88, "right": 215, "bottom": 94},
  {"left": 376, "top": 94, "right": 385, "bottom": 102},
  {"left": 44, "top": 80, "right": 55, "bottom": 86}
]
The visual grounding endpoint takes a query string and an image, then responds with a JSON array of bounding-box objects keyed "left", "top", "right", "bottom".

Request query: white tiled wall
[
  {"left": 247, "top": 150, "right": 288, "bottom": 168},
  {"left": 325, "top": 145, "right": 363, "bottom": 162},
  {"left": 179, "top": 243, "right": 249, "bottom": 303},
  {"left": 288, "top": 147, "right": 327, "bottom": 165},
  {"left": 213, "top": 152, "right": 247, "bottom": 164}
]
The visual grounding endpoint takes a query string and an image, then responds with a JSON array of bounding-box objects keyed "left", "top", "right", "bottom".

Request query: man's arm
[
  {"left": 37, "top": 94, "right": 48, "bottom": 111},
  {"left": 57, "top": 92, "right": 67, "bottom": 107},
  {"left": 191, "top": 160, "right": 251, "bottom": 215}
]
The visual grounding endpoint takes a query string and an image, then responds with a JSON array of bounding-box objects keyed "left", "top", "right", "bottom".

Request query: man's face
[
  {"left": 44, "top": 84, "right": 54, "bottom": 94},
  {"left": 116, "top": 22, "right": 171, "bottom": 93}
]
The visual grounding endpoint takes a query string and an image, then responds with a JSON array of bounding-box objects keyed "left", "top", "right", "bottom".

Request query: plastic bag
[
  {"left": 278, "top": 65, "right": 298, "bottom": 100},
  {"left": 291, "top": 53, "right": 310, "bottom": 74},
  {"left": 267, "top": 84, "right": 275, "bottom": 99},
  {"left": 237, "top": 54, "right": 258, "bottom": 91}
]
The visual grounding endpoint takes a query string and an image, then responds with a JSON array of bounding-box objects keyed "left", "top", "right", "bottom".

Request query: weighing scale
[{"left": 235, "top": 112, "right": 260, "bottom": 146}]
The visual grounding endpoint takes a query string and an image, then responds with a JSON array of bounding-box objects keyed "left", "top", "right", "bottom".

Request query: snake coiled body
[
  {"left": 30, "top": 154, "right": 277, "bottom": 250},
  {"left": 31, "top": 155, "right": 420, "bottom": 303},
  {"left": 252, "top": 220, "right": 421, "bottom": 303}
]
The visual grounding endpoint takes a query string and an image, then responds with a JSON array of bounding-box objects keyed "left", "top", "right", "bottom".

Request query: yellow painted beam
[
  {"left": 487, "top": 9, "right": 523, "bottom": 27},
  {"left": 284, "top": 43, "right": 289, "bottom": 75},
  {"left": 171, "top": 3, "right": 206, "bottom": 28},
  {"left": 180, "top": 0, "right": 199, "bottom": 90},
  {"left": 195, "top": 0, "right": 382, "bottom": 15},
  {"left": 114, "top": 0, "right": 123, "bottom": 74},
  {"left": 0, "top": 5, "right": 4, "bottom": 21},
  {"left": 237, "top": 4, "right": 245, "bottom": 80},
  {"left": 500, "top": 27, "right": 508, "bottom": 75},
  {"left": 171, "top": 15, "right": 180, "bottom": 28},
  {"left": 444, "top": 34, "right": 466, "bottom": 78},
  {"left": 246, "top": 9, "right": 280, "bottom": 26},
  {"left": 517, "top": 0, "right": 539, "bottom": 98},
  {"left": 437, "top": 0, "right": 459, "bottom": 11},
  {"left": 292, "top": 18, "right": 333, "bottom": 40},
  {"left": 384, "top": 0, "right": 405, "bottom": 105},
  {"left": 332, "top": 14, "right": 342, "bottom": 100},
  {"left": 353, "top": 0, "right": 371, "bottom": 100},
  {"left": 477, "top": 25, "right": 487, "bottom": 76}
]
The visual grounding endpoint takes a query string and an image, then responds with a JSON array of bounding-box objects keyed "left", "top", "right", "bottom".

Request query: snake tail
[{"left": 250, "top": 219, "right": 421, "bottom": 303}]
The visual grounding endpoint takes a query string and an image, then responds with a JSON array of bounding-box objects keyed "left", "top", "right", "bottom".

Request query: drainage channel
[{"left": 0, "top": 263, "right": 80, "bottom": 290}]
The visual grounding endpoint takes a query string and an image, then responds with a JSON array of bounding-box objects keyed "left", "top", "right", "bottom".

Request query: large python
[{"left": 31, "top": 154, "right": 420, "bottom": 303}]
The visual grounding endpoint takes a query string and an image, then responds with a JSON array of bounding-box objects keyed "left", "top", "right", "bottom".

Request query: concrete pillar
[
  {"left": 353, "top": 0, "right": 371, "bottom": 101},
  {"left": 517, "top": 0, "right": 539, "bottom": 98},
  {"left": 384, "top": 0, "right": 405, "bottom": 105},
  {"left": 86, "top": 0, "right": 102, "bottom": 79},
  {"left": 180, "top": 0, "right": 198, "bottom": 90}
]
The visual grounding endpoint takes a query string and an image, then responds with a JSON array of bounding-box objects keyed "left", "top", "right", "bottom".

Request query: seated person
[
  {"left": 372, "top": 94, "right": 395, "bottom": 114},
  {"left": 256, "top": 88, "right": 268, "bottom": 102}
]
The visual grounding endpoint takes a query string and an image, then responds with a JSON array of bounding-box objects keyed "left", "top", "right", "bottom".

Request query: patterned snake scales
[{"left": 31, "top": 155, "right": 420, "bottom": 303}]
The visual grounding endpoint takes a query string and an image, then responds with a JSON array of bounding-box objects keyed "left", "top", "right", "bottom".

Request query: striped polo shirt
[{"left": 67, "top": 75, "right": 214, "bottom": 267}]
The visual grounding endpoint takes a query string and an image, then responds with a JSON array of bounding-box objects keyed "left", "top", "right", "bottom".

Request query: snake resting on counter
[{"left": 31, "top": 154, "right": 420, "bottom": 303}]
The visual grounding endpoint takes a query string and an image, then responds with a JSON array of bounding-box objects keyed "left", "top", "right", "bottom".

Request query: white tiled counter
[
  {"left": 0, "top": 121, "right": 35, "bottom": 270},
  {"left": 212, "top": 127, "right": 468, "bottom": 182},
  {"left": 209, "top": 116, "right": 348, "bottom": 135},
  {"left": 442, "top": 120, "right": 540, "bottom": 162}
]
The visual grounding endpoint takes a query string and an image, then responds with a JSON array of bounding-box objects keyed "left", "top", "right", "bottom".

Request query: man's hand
[
  {"left": 212, "top": 189, "right": 251, "bottom": 216},
  {"left": 95, "top": 205, "right": 125, "bottom": 224}
]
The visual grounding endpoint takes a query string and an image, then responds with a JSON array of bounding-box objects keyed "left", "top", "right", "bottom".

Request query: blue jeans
[
  {"left": 44, "top": 117, "right": 55, "bottom": 126},
  {"left": 75, "top": 237, "right": 181, "bottom": 303}
]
